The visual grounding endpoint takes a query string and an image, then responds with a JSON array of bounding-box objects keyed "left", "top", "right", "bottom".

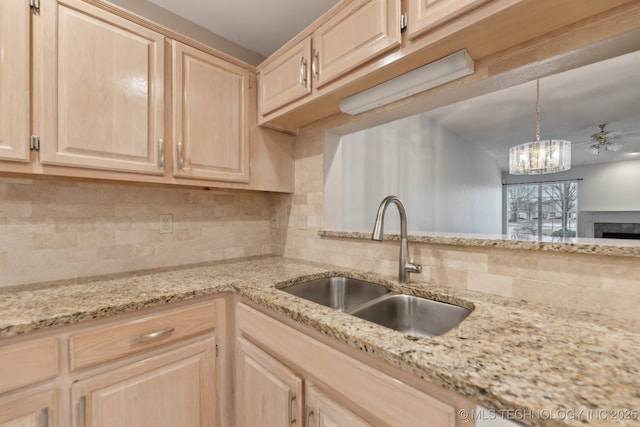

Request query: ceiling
[
  {"left": 424, "top": 49, "right": 640, "bottom": 171},
  {"left": 147, "top": 0, "right": 340, "bottom": 58}
]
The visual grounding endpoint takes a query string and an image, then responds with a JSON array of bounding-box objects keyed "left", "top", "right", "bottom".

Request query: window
[{"left": 506, "top": 181, "right": 578, "bottom": 239}]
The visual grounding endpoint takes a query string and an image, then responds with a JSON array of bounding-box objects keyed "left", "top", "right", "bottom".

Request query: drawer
[
  {"left": 70, "top": 300, "right": 216, "bottom": 370},
  {"left": 0, "top": 337, "right": 59, "bottom": 394}
]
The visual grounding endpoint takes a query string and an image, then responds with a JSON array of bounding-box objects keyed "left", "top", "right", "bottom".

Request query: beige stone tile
[
  {"left": 293, "top": 194, "right": 307, "bottom": 205},
  {"left": 31, "top": 202, "right": 113, "bottom": 218},
  {"left": 115, "top": 229, "right": 161, "bottom": 245},
  {"left": 513, "top": 278, "right": 569, "bottom": 307},
  {"left": 5, "top": 218, "right": 55, "bottom": 234},
  {"left": 0, "top": 201, "right": 32, "bottom": 218},
  {"left": 435, "top": 249, "right": 488, "bottom": 273},
  {"left": 0, "top": 177, "right": 34, "bottom": 185},
  {"left": 5, "top": 182, "right": 56, "bottom": 202},
  {"left": 430, "top": 267, "right": 468, "bottom": 289},
  {"left": 611, "top": 278, "right": 640, "bottom": 296},
  {"left": 569, "top": 287, "right": 640, "bottom": 321},
  {"left": 33, "top": 232, "right": 77, "bottom": 250},
  {"left": 467, "top": 272, "right": 513, "bottom": 297},
  {"left": 54, "top": 218, "right": 98, "bottom": 232},
  {"left": 0, "top": 251, "right": 7, "bottom": 269},
  {"left": 55, "top": 185, "right": 98, "bottom": 204},
  {"left": 98, "top": 244, "right": 133, "bottom": 261},
  {"left": 77, "top": 231, "right": 116, "bottom": 248},
  {"left": 224, "top": 247, "right": 245, "bottom": 259},
  {"left": 487, "top": 250, "right": 539, "bottom": 280}
]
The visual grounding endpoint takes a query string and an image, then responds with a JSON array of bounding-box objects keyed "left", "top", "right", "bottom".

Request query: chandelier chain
[{"left": 535, "top": 79, "right": 540, "bottom": 142}]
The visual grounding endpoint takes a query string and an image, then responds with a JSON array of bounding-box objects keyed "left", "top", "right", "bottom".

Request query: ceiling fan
[{"left": 584, "top": 123, "right": 623, "bottom": 154}]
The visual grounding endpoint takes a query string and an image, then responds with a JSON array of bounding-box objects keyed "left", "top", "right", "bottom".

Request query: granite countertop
[
  {"left": 1, "top": 256, "right": 638, "bottom": 427},
  {"left": 318, "top": 229, "right": 640, "bottom": 257}
]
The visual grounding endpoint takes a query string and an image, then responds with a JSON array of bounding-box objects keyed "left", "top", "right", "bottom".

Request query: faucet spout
[{"left": 371, "top": 196, "right": 421, "bottom": 284}]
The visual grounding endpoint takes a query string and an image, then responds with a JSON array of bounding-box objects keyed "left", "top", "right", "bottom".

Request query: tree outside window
[{"left": 506, "top": 181, "right": 578, "bottom": 239}]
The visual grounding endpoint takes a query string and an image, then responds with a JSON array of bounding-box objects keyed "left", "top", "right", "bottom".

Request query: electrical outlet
[
  {"left": 160, "top": 214, "right": 173, "bottom": 234},
  {"left": 297, "top": 216, "right": 307, "bottom": 230},
  {"left": 271, "top": 213, "right": 279, "bottom": 229}
]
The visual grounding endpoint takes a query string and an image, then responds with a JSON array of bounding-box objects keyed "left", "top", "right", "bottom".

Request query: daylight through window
[{"left": 505, "top": 181, "right": 578, "bottom": 240}]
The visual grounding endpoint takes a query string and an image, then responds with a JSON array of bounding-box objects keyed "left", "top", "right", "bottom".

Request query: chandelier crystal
[{"left": 509, "top": 80, "right": 571, "bottom": 175}]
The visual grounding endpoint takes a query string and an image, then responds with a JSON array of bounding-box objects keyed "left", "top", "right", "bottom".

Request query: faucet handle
[{"left": 406, "top": 259, "right": 422, "bottom": 274}]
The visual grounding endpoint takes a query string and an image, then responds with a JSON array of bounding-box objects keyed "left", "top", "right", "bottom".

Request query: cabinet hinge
[
  {"left": 400, "top": 13, "right": 408, "bottom": 31},
  {"left": 249, "top": 78, "right": 253, "bottom": 90},
  {"left": 215, "top": 344, "right": 219, "bottom": 357},
  {"left": 29, "top": 0, "right": 40, "bottom": 12},
  {"left": 29, "top": 135, "right": 40, "bottom": 151}
]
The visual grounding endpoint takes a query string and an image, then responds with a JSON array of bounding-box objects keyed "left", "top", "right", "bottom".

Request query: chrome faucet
[{"left": 372, "top": 196, "right": 422, "bottom": 284}]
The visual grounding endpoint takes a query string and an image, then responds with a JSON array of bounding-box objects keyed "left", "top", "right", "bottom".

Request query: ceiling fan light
[
  {"left": 606, "top": 141, "right": 622, "bottom": 151},
  {"left": 587, "top": 144, "right": 600, "bottom": 155}
]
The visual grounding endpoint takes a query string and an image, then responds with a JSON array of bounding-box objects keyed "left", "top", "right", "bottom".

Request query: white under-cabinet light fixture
[{"left": 338, "top": 49, "right": 474, "bottom": 115}]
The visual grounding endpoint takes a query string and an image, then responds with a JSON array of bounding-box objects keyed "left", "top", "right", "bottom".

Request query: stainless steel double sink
[{"left": 280, "top": 276, "right": 471, "bottom": 338}]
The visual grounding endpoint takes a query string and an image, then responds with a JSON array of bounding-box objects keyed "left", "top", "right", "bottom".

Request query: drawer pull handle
[
  {"left": 312, "top": 48, "right": 319, "bottom": 79},
  {"left": 40, "top": 408, "right": 48, "bottom": 427},
  {"left": 177, "top": 142, "right": 184, "bottom": 169},
  {"left": 305, "top": 405, "right": 314, "bottom": 426},
  {"left": 299, "top": 56, "right": 307, "bottom": 86},
  {"left": 79, "top": 396, "right": 86, "bottom": 427},
  {"left": 132, "top": 327, "right": 175, "bottom": 344},
  {"left": 288, "top": 391, "right": 296, "bottom": 425},
  {"left": 158, "top": 138, "right": 164, "bottom": 168}
]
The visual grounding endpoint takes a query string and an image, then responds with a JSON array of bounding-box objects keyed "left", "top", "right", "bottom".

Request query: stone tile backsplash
[{"left": 0, "top": 176, "right": 277, "bottom": 288}]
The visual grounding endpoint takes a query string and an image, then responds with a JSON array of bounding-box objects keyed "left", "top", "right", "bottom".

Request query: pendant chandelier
[{"left": 509, "top": 80, "right": 571, "bottom": 175}]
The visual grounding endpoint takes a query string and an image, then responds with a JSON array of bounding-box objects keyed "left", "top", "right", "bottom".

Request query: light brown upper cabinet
[
  {"left": 171, "top": 41, "right": 250, "bottom": 183},
  {"left": 257, "top": 0, "right": 401, "bottom": 120},
  {"left": 312, "top": 0, "right": 401, "bottom": 89},
  {"left": 405, "top": 0, "right": 491, "bottom": 40},
  {"left": 0, "top": 0, "right": 30, "bottom": 163},
  {"left": 258, "top": 37, "right": 312, "bottom": 116},
  {"left": 35, "top": 0, "right": 165, "bottom": 175}
]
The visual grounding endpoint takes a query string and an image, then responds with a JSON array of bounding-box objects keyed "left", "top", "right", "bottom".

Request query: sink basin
[
  {"left": 350, "top": 294, "right": 471, "bottom": 337},
  {"left": 280, "top": 276, "right": 391, "bottom": 311}
]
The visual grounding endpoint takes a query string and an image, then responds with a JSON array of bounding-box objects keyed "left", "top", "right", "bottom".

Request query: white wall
[{"left": 324, "top": 114, "right": 503, "bottom": 234}]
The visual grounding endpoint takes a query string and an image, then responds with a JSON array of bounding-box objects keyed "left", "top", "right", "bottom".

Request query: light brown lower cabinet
[
  {"left": 0, "top": 295, "right": 229, "bottom": 427},
  {"left": 0, "top": 390, "right": 57, "bottom": 427},
  {"left": 71, "top": 338, "right": 216, "bottom": 427},
  {"left": 236, "top": 302, "right": 476, "bottom": 427},
  {"left": 236, "top": 337, "right": 303, "bottom": 427},
  {"left": 306, "top": 383, "right": 372, "bottom": 427}
]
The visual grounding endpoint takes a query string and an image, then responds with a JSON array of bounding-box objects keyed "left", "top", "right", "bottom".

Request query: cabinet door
[
  {"left": 406, "top": 0, "right": 490, "bottom": 40},
  {"left": 236, "top": 338, "right": 303, "bottom": 427},
  {"left": 312, "top": 0, "right": 401, "bottom": 89},
  {"left": 0, "top": 0, "right": 30, "bottom": 163},
  {"left": 0, "top": 390, "right": 57, "bottom": 427},
  {"left": 36, "top": 0, "right": 165, "bottom": 175},
  {"left": 172, "top": 41, "right": 250, "bottom": 182},
  {"left": 258, "top": 36, "right": 312, "bottom": 116},
  {"left": 72, "top": 338, "right": 216, "bottom": 427},
  {"left": 306, "top": 384, "right": 372, "bottom": 427}
]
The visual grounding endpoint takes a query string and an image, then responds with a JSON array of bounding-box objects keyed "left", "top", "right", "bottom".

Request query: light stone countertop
[
  {"left": 318, "top": 229, "right": 640, "bottom": 257},
  {"left": 1, "top": 256, "right": 638, "bottom": 427}
]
